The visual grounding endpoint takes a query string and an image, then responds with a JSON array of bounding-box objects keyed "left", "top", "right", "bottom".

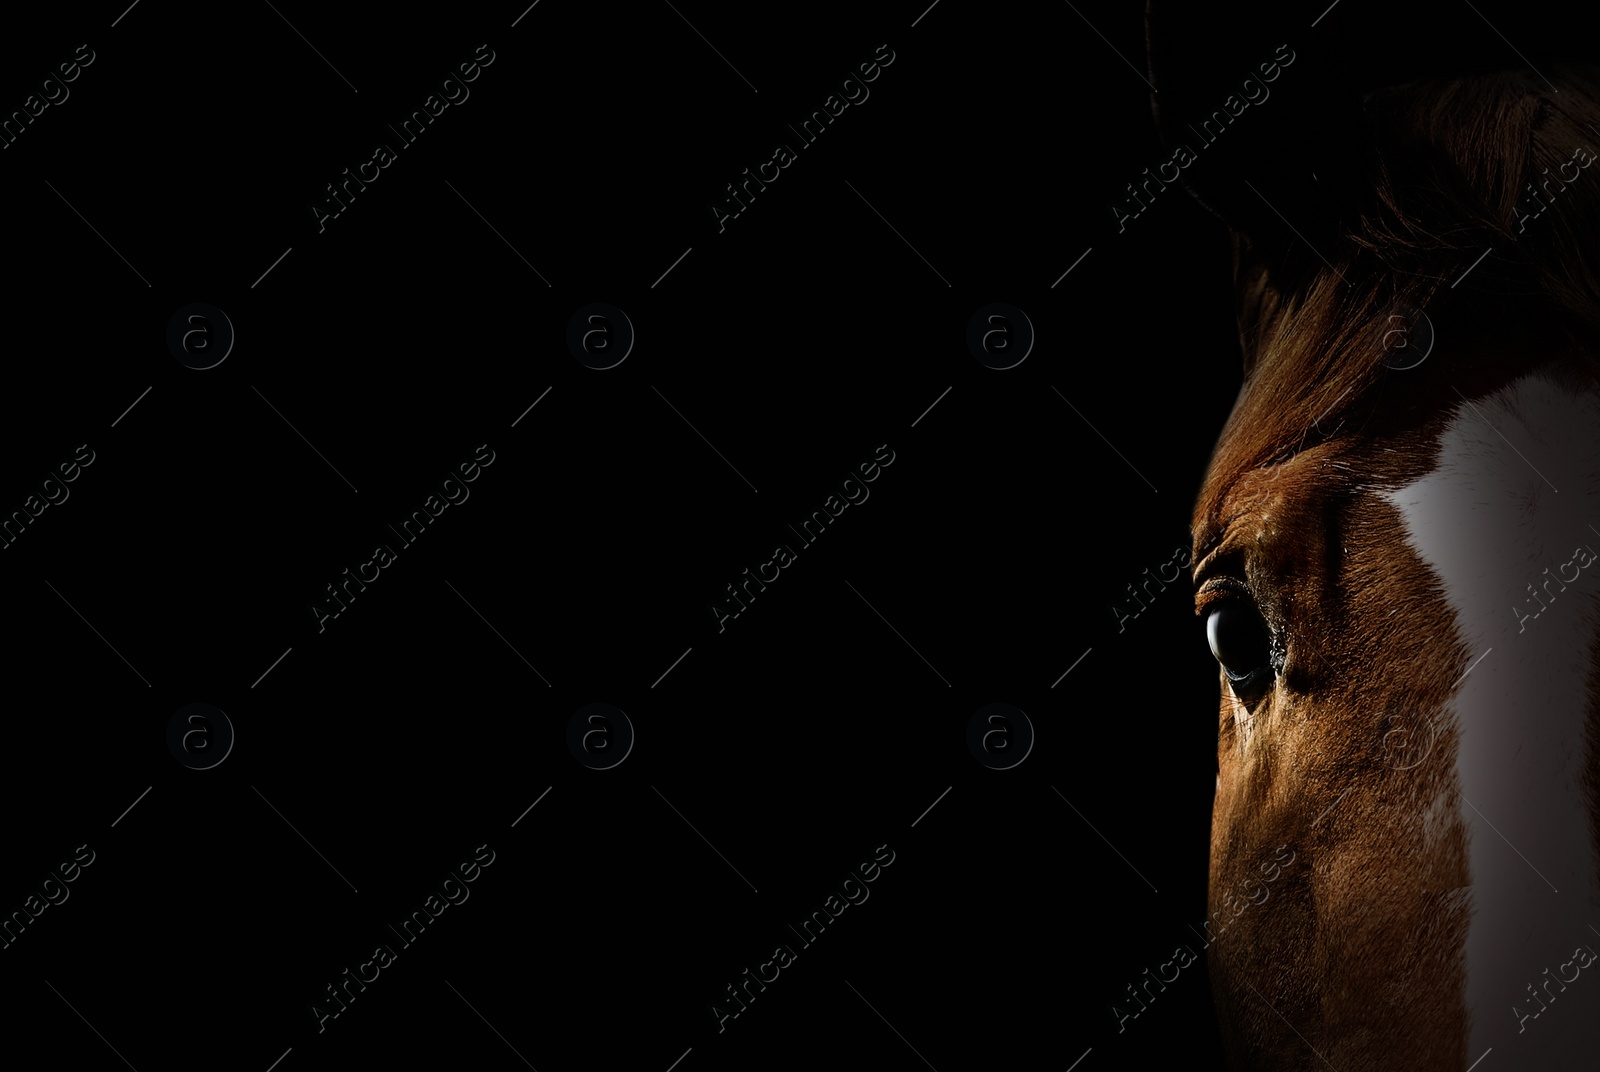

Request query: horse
[{"left": 1146, "top": 4, "right": 1600, "bottom": 1067}]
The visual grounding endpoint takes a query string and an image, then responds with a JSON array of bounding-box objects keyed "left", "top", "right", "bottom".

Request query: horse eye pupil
[{"left": 1207, "top": 605, "right": 1270, "bottom": 676}]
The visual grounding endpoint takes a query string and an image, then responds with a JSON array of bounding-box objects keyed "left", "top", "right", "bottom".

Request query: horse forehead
[
  {"left": 1192, "top": 367, "right": 1471, "bottom": 561},
  {"left": 1191, "top": 436, "right": 1361, "bottom": 565}
]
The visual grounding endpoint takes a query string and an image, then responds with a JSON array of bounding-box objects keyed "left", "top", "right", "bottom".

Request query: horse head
[{"left": 1148, "top": 3, "right": 1600, "bottom": 1066}]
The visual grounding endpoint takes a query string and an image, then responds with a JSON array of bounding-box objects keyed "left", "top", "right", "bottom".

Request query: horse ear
[{"left": 1144, "top": 1, "right": 1369, "bottom": 275}]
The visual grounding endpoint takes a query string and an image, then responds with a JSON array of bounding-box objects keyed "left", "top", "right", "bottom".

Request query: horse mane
[{"left": 1201, "top": 63, "right": 1600, "bottom": 536}]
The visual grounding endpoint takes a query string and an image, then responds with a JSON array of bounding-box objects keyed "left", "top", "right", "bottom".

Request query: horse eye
[{"left": 1205, "top": 603, "right": 1274, "bottom": 697}]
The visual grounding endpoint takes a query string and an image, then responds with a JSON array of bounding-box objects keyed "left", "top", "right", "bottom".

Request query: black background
[{"left": 0, "top": 1, "right": 1550, "bottom": 1069}]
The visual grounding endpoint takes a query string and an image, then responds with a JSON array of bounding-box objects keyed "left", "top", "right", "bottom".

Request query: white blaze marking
[{"left": 1383, "top": 371, "right": 1600, "bottom": 1066}]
